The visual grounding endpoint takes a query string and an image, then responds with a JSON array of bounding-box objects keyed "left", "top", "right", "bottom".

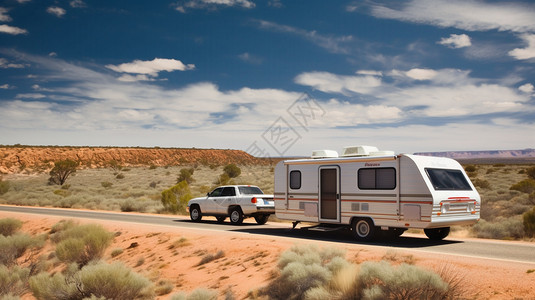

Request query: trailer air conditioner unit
[
  {"left": 311, "top": 150, "right": 338, "bottom": 159},
  {"left": 341, "top": 146, "right": 379, "bottom": 157}
]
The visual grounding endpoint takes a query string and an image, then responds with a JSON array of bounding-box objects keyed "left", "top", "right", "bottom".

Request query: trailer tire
[
  {"left": 189, "top": 205, "right": 202, "bottom": 222},
  {"left": 254, "top": 214, "right": 269, "bottom": 225},
  {"left": 352, "top": 218, "right": 375, "bottom": 241},
  {"left": 424, "top": 227, "right": 450, "bottom": 240},
  {"left": 229, "top": 207, "right": 244, "bottom": 225}
]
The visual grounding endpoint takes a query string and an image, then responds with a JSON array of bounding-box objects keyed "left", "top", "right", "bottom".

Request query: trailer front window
[{"left": 426, "top": 168, "right": 472, "bottom": 191}]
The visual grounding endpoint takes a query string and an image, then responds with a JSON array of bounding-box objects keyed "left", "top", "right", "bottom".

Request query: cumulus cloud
[
  {"left": 438, "top": 34, "right": 472, "bottom": 48},
  {"left": 0, "top": 7, "right": 12, "bottom": 22},
  {"left": 0, "top": 58, "right": 25, "bottom": 68},
  {"left": 173, "top": 0, "right": 255, "bottom": 13},
  {"left": 508, "top": 34, "right": 535, "bottom": 60},
  {"left": 47, "top": 6, "right": 66, "bottom": 17},
  {"left": 0, "top": 24, "right": 27, "bottom": 35},
  {"left": 295, "top": 71, "right": 382, "bottom": 95},
  {"left": 70, "top": 0, "right": 86, "bottom": 8},
  {"left": 106, "top": 58, "right": 195, "bottom": 81},
  {"left": 405, "top": 68, "right": 438, "bottom": 80},
  {"left": 367, "top": 0, "right": 535, "bottom": 33},
  {"left": 0, "top": 84, "right": 11, "bottom": 89},
  {"left": 519, "top": 83, "right": 534, "bottom": 93},
  {"left": 16, "top": 93, "right": 46, "bottom": 99}
]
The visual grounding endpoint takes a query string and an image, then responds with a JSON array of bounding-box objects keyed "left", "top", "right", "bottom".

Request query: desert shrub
[
  {"left": 473, "top": 178, "right": 491, "bottom": 189},
  {"left": 48, "top": 159, "right": 77, "bottom": 185},
  {"left": 0, "top": 218, "right": 22, "bottom": 236},
  {"left": 53, "top": 189, "right": 70, "bottom": 197},
  {"left": 0, "top": 233, "right": 44, "bottom": 266},
  {"left": 527, "top": 166, "right": 535, "bottom": 180},
  {"left": 54, "top": 224, "right": 113, "bottom": 266},
  {"left": 161, "top": 181, "right": 192, "bottom": 214},
  {"left": 0, "top": 180, "right": 9, "bottom": 195},
  {"left": 149, "top": 165, "right": 157, "bottom": 170},
  {"left": 177, "top": 168, "right": 195, "bottom": 184},
  {"left": 510, "top": 179, "right": 535, "bottom": 194},
  {"left": 223, "top": 164, "right": 241, "bottom": 178},
  {"left": 464, "top": 165, "right": 476, "bottom": 173},
  {"left": 109, "top": 160, "right": 123, "bottom": 173},
  {"left": 116, "top": 173, "right": 125, "bottom": 179},
  {"left": 111, "top": 248, "right": 123, "bottom": 258},
  {"left": 154, "top": 280, "right": 174, "bottom": 296},
  {"left": 170, "top": 288, "right": 218, "bottom": 300},
  {"left": 214, "top": 173, "right": 231, "bottom": 185},
  {"left": 79, "top": 262, "right": 153, "bottom": 299},
  {"left": 197, "top": 250, "right": 225, "bottom": 266},
  {"left": 49, "top": 219, "right": 78, "bottom": 241},
  {"left": 101, "top": 181, "right": 113, "bottom": 188},
  {"left": 472, "top": 218, "right": 524, "bottom": 239},
  {"left": 523, "top": 207, "right": 535, "bottom": 237},
  {"left": 120, "top": 199, "right": 146, "bottom": 212},
  {"left": 29, "top": 271, "right": 79, "bottom": 300},
  {"left": 358, "top": 261, "right": 448, "bottom": 300},
  {"left": 0, "top": 265, "right": 30, "bottom": 296},
  {"left": 149, "top": 181, "right": 157, "bottom": 188}
]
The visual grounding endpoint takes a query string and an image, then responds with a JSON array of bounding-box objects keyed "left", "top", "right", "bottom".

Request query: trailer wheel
[
  {"left": 254, "top": 214, "right": 269, "bottom": 225},
  {"left": 352, "top": 218, "right": 375, "bottom": 241},
  {"left": 189, "top": 205, "right": 202, "bottom": 222},
  {"left": 229, "top": 207, "right": 244, "bottom": 225},
  {"left": 216, "top": 216, "right": 226, "bottom": 223},
  {"left": 424, "top": 227, "right": 450, "bottom": 240}
]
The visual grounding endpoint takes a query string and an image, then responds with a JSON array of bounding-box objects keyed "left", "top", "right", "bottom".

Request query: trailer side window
[
  {"left": 290, "top": 170, "right": 301, "bottom": 189},
  {"left": 358, "top": 168, "right": 396, "bottom": 190},
  {"left": 426, "top": 168, "right": 472, "bottom": 190}
]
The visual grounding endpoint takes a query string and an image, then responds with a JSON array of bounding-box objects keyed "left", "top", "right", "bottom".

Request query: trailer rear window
[
  {"left": 358, "top": 168, "right": 396, "bottom": 190},
  {"left": 425, "top": 168, "right": 472, "bottom": 191},
  {"left": 289, "top": 171, "right": 302, "bottom": 189}
]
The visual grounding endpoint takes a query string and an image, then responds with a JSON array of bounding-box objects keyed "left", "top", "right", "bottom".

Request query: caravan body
[{"left": 274, "top": 146, "right": 481, "bottom": 241}]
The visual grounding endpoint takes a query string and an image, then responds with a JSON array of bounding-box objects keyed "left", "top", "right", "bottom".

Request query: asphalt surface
[{"left": 1, "top": 205, "right": 534, "bottom": 265}]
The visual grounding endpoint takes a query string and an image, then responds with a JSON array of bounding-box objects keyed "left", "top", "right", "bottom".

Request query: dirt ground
[{"left": 2, "top": 210, "right": 535, "bottom": 300}]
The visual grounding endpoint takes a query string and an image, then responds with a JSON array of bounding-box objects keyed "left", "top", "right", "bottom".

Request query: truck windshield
[
  {"left": 238, "top": 186, "right": 263, "bottom": 195},
  {"left": 425, "top": 168, "right": 472, "bottom": 191}
]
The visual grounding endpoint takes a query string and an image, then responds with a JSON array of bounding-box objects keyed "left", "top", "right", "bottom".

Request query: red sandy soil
[{"left": 1, "top": 210, "right": 534, "bottom": 300}]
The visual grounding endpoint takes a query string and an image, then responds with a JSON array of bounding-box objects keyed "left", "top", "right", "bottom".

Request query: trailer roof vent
[
  {"left": 311, "top": 150, "right": 338, "bottom": 159},
  {"left": 341, "top": 146, "right": 379, "bottom": 157},
  {"left": 369, "top": 150, "right": 395, "bottom": 156}
]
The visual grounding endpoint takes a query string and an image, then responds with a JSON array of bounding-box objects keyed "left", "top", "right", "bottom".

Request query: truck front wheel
[
  {"left": 229, "top": 207, "right": 244, "bottom": 225},
  {"left": 352, "top": 218, "right": 375, "bottom": 241}
]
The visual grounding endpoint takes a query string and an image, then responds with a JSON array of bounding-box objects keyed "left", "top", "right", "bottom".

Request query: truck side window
[
  {"left": 221, "top": 187, "right": 236, "bottom": 196},
  {"left": 358, "top": 168, "right": 396, "bottom": 190},
  {"left": 289, "top": 170, "right": 301, "bottom": 189},
  {"left": 209, "top": 187, "right": 223, "bottom": 197}
]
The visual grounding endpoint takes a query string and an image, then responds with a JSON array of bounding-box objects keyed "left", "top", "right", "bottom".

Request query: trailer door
[{"left": 319, "top": 166, "right": 340, "bottom": 222}]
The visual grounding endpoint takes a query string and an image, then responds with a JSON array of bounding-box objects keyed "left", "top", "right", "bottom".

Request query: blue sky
[{"left": 0, "top": 0, "right": 534, "bottom": 156}]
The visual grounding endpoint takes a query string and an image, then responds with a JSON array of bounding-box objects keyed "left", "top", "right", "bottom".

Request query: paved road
[{"left": 2, "top": 205, "right": 534, "bottom": 265}]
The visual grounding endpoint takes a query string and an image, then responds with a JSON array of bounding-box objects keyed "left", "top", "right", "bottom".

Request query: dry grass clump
[
  {"left": 170, "top": 288, "right": 218, "bottom": 300},
  {"left": 0, "top": 217, "right": 23, "bottom": 236},
  {"left": 259, "top": 244, "right": 462, "bottom": 300}
]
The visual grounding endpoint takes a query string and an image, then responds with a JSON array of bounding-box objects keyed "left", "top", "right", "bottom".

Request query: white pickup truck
[{"left": 187, "top": 185, "right": 275, "bottom": 225}]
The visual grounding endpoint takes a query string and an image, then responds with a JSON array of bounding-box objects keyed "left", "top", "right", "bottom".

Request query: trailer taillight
[{"left": 251, "top": 197, "right": 257, "bottom": 203}]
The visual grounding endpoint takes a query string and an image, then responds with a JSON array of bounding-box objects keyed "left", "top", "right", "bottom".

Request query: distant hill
[
  {"left": 414, "top": 149, "right": 535, "bottom": 160},
  {"left": 0, "top": 146, "right": 269, "bottom": 174}
]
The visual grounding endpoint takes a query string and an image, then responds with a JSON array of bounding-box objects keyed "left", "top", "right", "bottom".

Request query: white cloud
[
  {"left": 16, "top": 0, "right": 31, "bottom": 3},
  {"left": 106, "top": 58, "right": 195, "bottom": 79},
  {"left": 295, "top": 71, "right": 382, "bottom": 95},
  {"left": 174, "top": 0, "right": 255, "bottom": 13},
  {"left": 405, "top": 68, "right": 438, "bottom": 80},
  {"left": 438, "top": 34, "right": 472, "bottom": 48},
  {"left": 47, "top": 6, "right": 66, "bottom": 17},
  {"left": 0, "top": 84, "right": 11, "bottom": 89},
  {"left": 117, "top": 74, "right": 155, "bottom": 82},
  {"left": 255, "top": 20, "right": 354, "bottom": 54},
  {"left": 16, "top": 93, "right": 46, "bottom": 99},
  {"left": 0, "top": 7, "right": 12, "bottom": 22},
  {"left": 48, "top": 52, "right": 57, "bottom": 57},
  {"left": 238, "top": 52, "right": 263, "bottom": 64},
  {"left": 356, "top": 70, "right": 382, "bottom": 76},
  {"left": 508, "top": 34, "right": 535, "bottom": 60},
  {"left": 368, "top": 0, "right": 535, "bottom": 33},
  {"left": 519, "top": 83, "right": 534, "bottom": 93},
  {"left": 70, "top": 0, "right": 86, "bottom": 8},
  {"left": 0, "top": 24, "right": 27, "bottom": 35},
  {"left": 0, "top": 58, "right": 25, "bottom": 68}
]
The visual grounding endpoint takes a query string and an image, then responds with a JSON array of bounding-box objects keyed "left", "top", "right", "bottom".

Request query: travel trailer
[{"left": 274, "top": 146, "right": 480, "bottom": 241}]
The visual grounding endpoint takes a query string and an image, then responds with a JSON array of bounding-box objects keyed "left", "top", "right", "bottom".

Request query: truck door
[
  {"left": 218, "top": 186, "right": 236, "bottom": 214},
  {"left": 319, "top": 166, "right": 340, "bottom": 222}
]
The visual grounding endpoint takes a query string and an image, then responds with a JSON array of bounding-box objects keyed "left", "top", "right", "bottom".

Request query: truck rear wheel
[
  {"left": 229, "top": 207, "right": 244, "bottom": 225},
  {"left": 424, "top": 227, "right": 450, "bottom": 240},
  {"left": 254, "top": 214, "right": 269, "bottom": 225},
  {"left": 189, "top": 205, "right": 202, "bottom": 222},
  {"left": 352, "top": 218, "right": 375, "bottom": 241}
]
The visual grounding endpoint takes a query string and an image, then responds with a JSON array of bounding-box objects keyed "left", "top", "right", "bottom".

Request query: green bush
[
  {"left": 0, "top": 180, "right": 10, "bottom": 195},
  {"left": 54, "top": 224, "right": 113, "bottom": 266},
  {"left": 223, "top": 164, "right": 241, "bottom": 178},
  {"left": 29, "top": 271, "right": 79, "bottom": 300},
  {"left": 161, "top": 181, "right": 192, "bottom": 214},
  {"left": 177, "top": 168, "right": 195, "bottom": 184},
  {"left": 48, "top": 159, "right": 78, "bottom": 186},
  {"left": 472, "top": 218, "right": 524, "bottom": 239},
  {"left": 0, "top": 233, "right": 44, "bottom": 266},
  {"left": 358, "top": 261, "right": 448, "bottom": 299},
  {"left": 523, "top": 207, "right": 535, "bottom": 237},
  {"left": 0, "top": 218, "right": 23, "bottom": 236},
  {"left": 510, "top": 179, "right": 535, "bottom": 194},
  {"left": 0, "top": 265, "right": 30, "bottom": 297}
]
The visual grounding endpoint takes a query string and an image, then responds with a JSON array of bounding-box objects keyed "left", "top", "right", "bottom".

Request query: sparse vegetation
[
  {"left": 161, "top": 180, "right": 193, "bottom": 214},
  {"left": 177, "top": 168, "right": 195, "bottom": 184},
  {"left": 223, "top": 163, "right": 241, "bottom": 178},
  {"left": 170, "top": 288, "right": 218, "bottom": 300},
  {"left": 0, "top": 179, "right": 10, "bottom": 195},
  {"left": 197, "top": 250, "right": 225, "bottom": 266},
  {"left": 523, "top": 207, "right": 535, "bottom": 237},
  {"left": 0, "top": 218, "right": 23, "bottom": 236}
]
